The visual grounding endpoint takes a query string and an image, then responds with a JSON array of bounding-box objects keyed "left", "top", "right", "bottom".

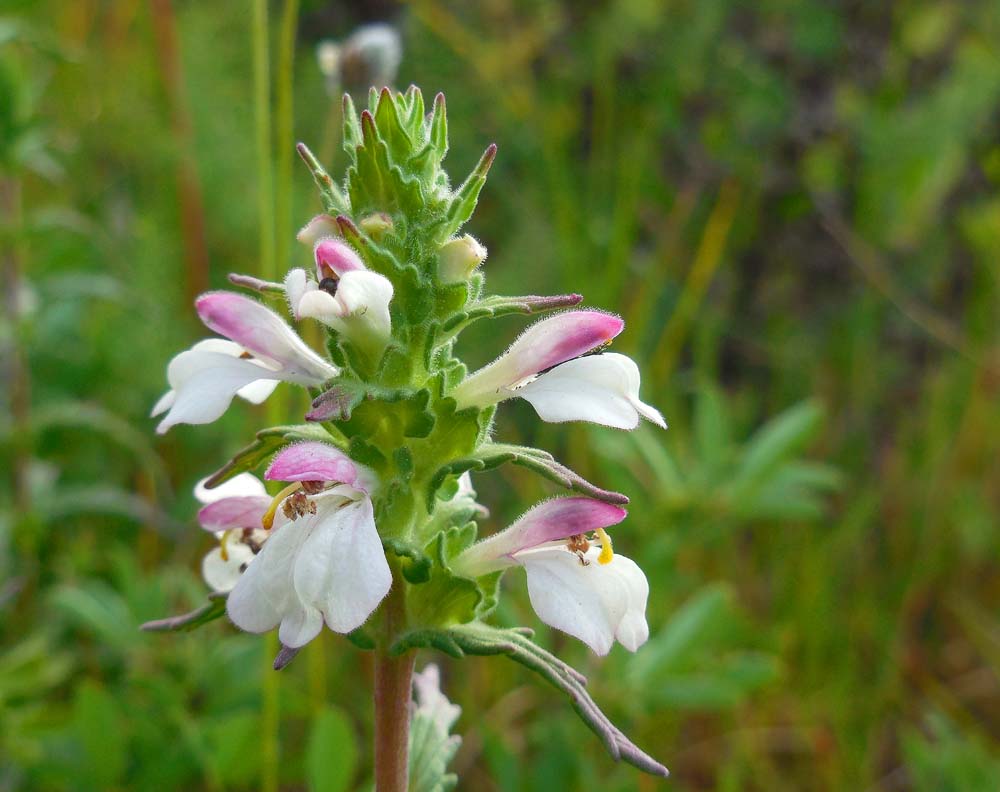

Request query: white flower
[
  {"left": 517, "top": 353, "right": 665, "bottom": 430},
  {"left": 451, "top": 311, "right": 664, "bottom": 430},
  {"left": 226, "top": 442, "right": 391, "bottom": 648},
  {"left": 152, "top": 292, "right": 337, "bottom": 434},
  {"left": 453, "top": 497, "right": 649, "bottom": 655},
  {"left": 514, "top": 546, "right": 649, "bottom": 655},
  {"left": 194, "top": 473, "right": 272, "bottom": 593},
  {"left": 284, "top": 237, "right": 394, "bottom": 356}
]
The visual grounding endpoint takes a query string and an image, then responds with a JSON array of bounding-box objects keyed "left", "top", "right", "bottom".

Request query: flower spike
[{"left": 147, "top": 85, "right": 669, "bottom": 781}]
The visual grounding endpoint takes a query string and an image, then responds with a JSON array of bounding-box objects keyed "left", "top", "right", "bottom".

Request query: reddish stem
[
  {"left": 373, "top": 649, "right": 415, "bottom": 792},
  {"left": 373, "top": 568, "right": 412, "bottom": 792}
]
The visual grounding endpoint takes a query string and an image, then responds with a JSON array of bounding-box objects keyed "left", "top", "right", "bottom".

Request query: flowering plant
[{"left": 143, "top": 86, "right": 668, "bottom": 788}]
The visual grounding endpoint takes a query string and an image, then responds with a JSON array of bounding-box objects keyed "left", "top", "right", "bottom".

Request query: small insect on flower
[
  {"left": 318, "top": 277, "right": 339, "bottom": 297},
  {"left": 566, "top": 533, "right": 591, "bottom": 565}
]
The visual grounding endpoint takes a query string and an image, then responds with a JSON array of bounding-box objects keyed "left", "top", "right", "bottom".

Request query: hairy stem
[
  {"left": 374, "top": 650, "right": 415, "bottom": 792},
  {"left": 374, "top": 571, "right": 413, "bottom": 792}
]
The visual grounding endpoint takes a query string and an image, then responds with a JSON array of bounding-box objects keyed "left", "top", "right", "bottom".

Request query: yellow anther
[
  {"left": 261, "top": 481, "right": 304, "bottom": 530},
  {"left": 595, "top": 527, "right": 614, "bottom": 565},
  {"left": 219, "top": 529, "right": 233, "bottom": 562}
]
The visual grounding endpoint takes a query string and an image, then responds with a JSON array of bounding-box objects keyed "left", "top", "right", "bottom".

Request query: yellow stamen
[
  {"left": 219, "top": 529, "right": 233, "bottom": 562},
  {"left": 261, "top": 481, "right": 304, "bottom": 530},
  {"left": 595, "top": 527, "right": 614, "bottom": 565}
]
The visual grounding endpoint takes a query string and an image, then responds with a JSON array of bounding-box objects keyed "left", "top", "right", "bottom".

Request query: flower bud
[
  {"left": 359, "top": 212, "right": 393, "bottom": 241},
  {"left": 297, "top": 214, "right": 339, "bottom": 247},
  {"left": 438, "top": 235, "right": 487, "bottom": 283}
]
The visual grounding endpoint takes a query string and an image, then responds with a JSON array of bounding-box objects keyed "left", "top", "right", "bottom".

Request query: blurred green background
[{"left": 2, "top": 1, "right": 999, "bottom": 789}]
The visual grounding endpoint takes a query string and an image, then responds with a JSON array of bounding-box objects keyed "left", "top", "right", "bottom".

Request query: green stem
[
  {"left": 148, "top": 0, "right": 210, "bottom": 302},
  {"left": 261, "top": 632, "right": 280, "bottom": 792},
  {"left": 374, "top": 571, "right": 413, "bottom": 792},
  {"left": 275, "top": 0, "right": 299, "bottom": 275},
  {"left": 253, "top": 0, "right": 275, "bottom": 283},
  {"left": 650, "top": 179, "right": 740, "bottom": 384},
  {"left": 1, "top": 178, "right": 29, "bottom": 518},
  {"left": 252, "top": 3, "right": 280, "bottom": 791}
]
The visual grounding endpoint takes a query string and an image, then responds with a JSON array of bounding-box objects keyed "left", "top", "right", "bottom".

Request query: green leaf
[
  {"left": 204, "top": 712, "right": 260, "bottom": 787},
  {"left": 306, "top": 707, "right": 358, "bottom": 792},
  {"left": 628, "top": 583, "right": 732, "bottom": 683},
  {"left": 902, "top": 711, "right": 1000, "bottom": 792},
  {"left": 30, "top": 400, "right": 171, "bottom": 493},
  {"left": 650, "top": 653, "right": 780, "bottom": 709},
  {"left": 694, "top": 382, "right": 731, "bottom": 472},
  {"left": 73, "top": 681, "right": 127, "bottom": 789},
  {"left": 38, "top": 485, "right": 183, "bottom": 532},
  {"left": 0, "top": 634, "right": 73, "bottom": 701},
  {"left": 624, "top": 585, "right": 781, "bottom": 711},
  {"left": 49, "top": 580, "right": 139, "bottom": 649},
  {"left": 728, "top": 400, "right": 823, "bottom": 498}
]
